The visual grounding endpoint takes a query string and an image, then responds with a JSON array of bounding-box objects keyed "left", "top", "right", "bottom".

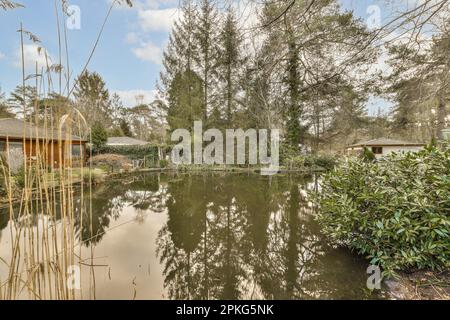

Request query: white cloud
[
  {"left": 125, "top": 32, "right": 139, "bottom": 44},
  {"left": 137, "top": 8, "right": 179, "bottom": 32},
  {"left": 113, "top": 89, "right": 157, "bottom": 107},
  {"left": 14, "top": 44, "right": 52, "bottom": 70},
  {"left": 120, "top": 1, "right": 179, "bottom": 67},
  {"left": 0, "top": 51, "right": 5, "bottom": 60},
  {"left": 132, "top": 41, "right": 163, "bottom": 64}
]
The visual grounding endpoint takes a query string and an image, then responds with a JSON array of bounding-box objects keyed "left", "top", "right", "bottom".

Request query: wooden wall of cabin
[
  {"left": 0, "top": 138, "right": 86, "bottom": 167},
  {"left": 24, "top": 139, "right": 64, "bottom": 167}
]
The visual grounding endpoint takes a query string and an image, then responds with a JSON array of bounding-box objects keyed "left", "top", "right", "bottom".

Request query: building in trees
[
  {"left": 0, "top": 118, "right": 87, "bottom": 168},
  {"left": 346, "top": 138, "right": 425, "bottom": 159}
]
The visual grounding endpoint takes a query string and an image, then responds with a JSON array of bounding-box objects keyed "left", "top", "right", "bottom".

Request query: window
[
  {"left": 71, "top": 144, "right": 83, "bottom": 158},
  {"left": 0, "top": 141, "right": 5, "bottom": 152},
  {"left": 9, "top": 142, "right": 23, "bottom": 151},
  {"left": 372, "top": 146, "right": 383, "bottom": 154},
  {"left": 6, "top": 142, "right": 24, "bottom": 165}
]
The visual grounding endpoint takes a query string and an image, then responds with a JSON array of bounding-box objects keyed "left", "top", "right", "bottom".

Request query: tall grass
[{"left": 0, "top": 0, "right": 130, "bottom": 300}]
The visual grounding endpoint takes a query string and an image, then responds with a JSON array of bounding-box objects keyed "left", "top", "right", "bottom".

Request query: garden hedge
[{"left": 92, "top": 145, "right": 166, "bottom": 166}]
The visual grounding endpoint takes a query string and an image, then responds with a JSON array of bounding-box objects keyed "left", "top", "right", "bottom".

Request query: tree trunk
[
  {"left": 436, "top": 98, "right": 447, "bottom": 139},
  {"left": 285, "top": 34, "right": 302, "bottom": 151}
]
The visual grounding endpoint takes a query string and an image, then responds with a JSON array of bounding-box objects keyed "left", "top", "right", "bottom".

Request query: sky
[{"left": 0, "top": 0, "right": 405, "bottom": 114}]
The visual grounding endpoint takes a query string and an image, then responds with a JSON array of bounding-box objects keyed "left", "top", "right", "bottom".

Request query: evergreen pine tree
[
  {"left": 194, "top": 0, "right": 220, "bottom": 126},
  {"left": 218, "top": 6, "right": 245, "bottom": 126}
]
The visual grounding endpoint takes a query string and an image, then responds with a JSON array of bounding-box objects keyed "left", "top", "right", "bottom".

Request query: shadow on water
[{"left": 0, "top": 172, "right": 380, "bottom": 299}]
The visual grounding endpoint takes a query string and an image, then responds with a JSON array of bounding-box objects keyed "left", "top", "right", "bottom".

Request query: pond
[{"left": 0, "top": 172, "right": 380, "bottom": 299}]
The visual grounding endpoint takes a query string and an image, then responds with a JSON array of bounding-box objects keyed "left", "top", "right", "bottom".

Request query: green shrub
[
  {"left": 97, "top": 164, "right": 111, "bottom": 173},
  {"left": 360, "top": 147, "right": 376, "bottom": 162},
  {"left": 280, "top": 143, "right": 299, "bottom": 165},
  {"left": 0, "top": 157, "right": 6, "bottom": 195},
  {"left": 159, "top": 159, "right": 169, "bottom": 168},
  {"left": 303, "top": 155, "right": 315, "bottom": 167},
  {"left": 286, "top": 156, "right": 305, "bottom": 168},
  {"left": 15, "top": 166, "right": 26, "bottom": 189},
  {"left": 312, "top": 154, "right": 337, "bottom": 170},
  {"left": 91, "top": 121, "right": 108, "bottom": 149},
  {"left": 0, "top": 176, "right": 4, "bottom": 195},
  {"left": 91, "top": 154, "right": 132, "bottom": 172},
  {"left": 12, "top": 166, "right": 38, "bottom": 190},
  {"left": 316, "top": 145, "right": 450, "bottom": 276},
  {"left": 284, "top": 154, "right": 337, "bottom": 171},
  {"left": 81, "top": 169, "right": 106, "bottom": 185},
  {"left": 93, "top": 144, "right": 161, "bottom": 161}
]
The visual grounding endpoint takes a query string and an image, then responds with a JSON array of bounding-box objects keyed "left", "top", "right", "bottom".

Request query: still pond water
[{"left": 0, "top": 172, "right": 380, "bottom": 299}]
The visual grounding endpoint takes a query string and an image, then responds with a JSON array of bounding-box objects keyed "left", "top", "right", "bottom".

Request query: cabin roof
[
  {"left": 348, "top": 138, "right": 425, "bottom": 148},
  {"left": 107, "top": 136, "right": 149, "bottom": 146},
  {"left": 0, "top": 118, "right": 86, "bottom": 142}
]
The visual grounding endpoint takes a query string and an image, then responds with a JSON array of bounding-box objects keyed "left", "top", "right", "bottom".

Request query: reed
[{"left": 0, "top": 0, "right": 130, "bottom": 300}]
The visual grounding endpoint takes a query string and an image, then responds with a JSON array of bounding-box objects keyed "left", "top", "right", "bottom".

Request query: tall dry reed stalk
[{"left": 0, "top": 0, "right": 130, "bottom": 300}]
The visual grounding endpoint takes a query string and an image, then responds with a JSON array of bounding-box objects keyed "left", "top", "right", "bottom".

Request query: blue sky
[{"left": 0, "top": 0, "right": 396, "bottom": 113}]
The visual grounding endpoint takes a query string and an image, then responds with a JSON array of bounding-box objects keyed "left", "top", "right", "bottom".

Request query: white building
[
  {"left": 106, "top": 137, "right": 149, "bottom": 147},
  {"left": 347, "top": 138, "right": 425, "bottom": 159}
]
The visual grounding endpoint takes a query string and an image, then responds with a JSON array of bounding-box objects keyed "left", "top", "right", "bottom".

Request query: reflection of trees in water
[
  {"left": 156, "top": 174, "right": 208, "bottom": 299},
  {"left": 0, "top": 174, "right": 167, "bottom": 247},
  {"left": 75, "top": 173, "right": 167, "bottom": 245},
  {"left": 73, "top": 186, "right": 120, "bottom": 246},
  {"left": 209, "top": 175, "right": 283, "bottom": 299},
  {"left": 123, "top": 175, "right": 167, "bottom": 224},
  {"left": 157, "top": 173, "right": 339, "bottom": 300},
  {"left": 1, "top": 173, "right": 370, "bottom": 299},
  {"left": 253, "top": 182, "right": 325, "bottom": 299},
  {"left": 156, "top": 173, "right": 259, "bottom": 299}
]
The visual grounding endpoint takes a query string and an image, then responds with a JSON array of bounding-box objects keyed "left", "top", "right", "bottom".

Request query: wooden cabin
[{"left": 0, "top": 118, "right": 87, "bottom": 168}]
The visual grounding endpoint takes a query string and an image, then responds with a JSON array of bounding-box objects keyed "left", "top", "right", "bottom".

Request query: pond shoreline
[
  {"left": 0, "top": 165, "right": 324, "bottom": 209},
  {"left": 385, "top": 270, "right": 450, "bottom": 300}
]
